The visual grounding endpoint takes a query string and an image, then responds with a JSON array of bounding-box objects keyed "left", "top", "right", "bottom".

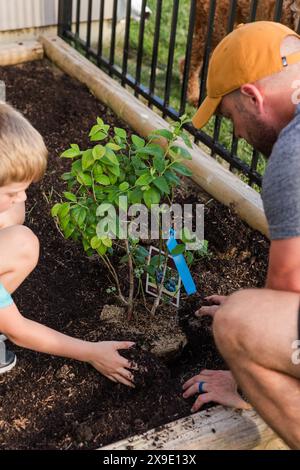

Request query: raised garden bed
[{"left": 0, "top": 57, "right": 275, "bottom": 450}]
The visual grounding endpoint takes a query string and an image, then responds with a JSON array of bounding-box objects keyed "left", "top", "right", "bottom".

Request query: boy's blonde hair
[{"left": 0, "top": 101, "right": 48, "bottom": 186}]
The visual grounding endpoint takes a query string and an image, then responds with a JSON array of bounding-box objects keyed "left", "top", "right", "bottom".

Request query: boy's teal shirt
[{"left": 0, "top": 283, "right": 13, "bottom": 308}]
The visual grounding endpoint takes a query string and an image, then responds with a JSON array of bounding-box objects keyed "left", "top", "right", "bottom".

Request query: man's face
[
  {"left": 219, "top": 93, "right": 279, "bottom": 158},
  {"left": 0, "top": 181, "right": 30, "bottom": 214}
]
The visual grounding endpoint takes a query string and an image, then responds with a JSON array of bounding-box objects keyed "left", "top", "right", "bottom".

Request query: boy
[{"left": 0, "top": 101, "right": 134, "bottom": 387}]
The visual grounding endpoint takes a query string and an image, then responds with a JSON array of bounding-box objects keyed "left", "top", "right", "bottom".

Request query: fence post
[{"left": 58, "top": 0, "right": 73, "bottom": 38}]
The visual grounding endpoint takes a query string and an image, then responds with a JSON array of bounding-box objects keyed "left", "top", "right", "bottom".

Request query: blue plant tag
[{"left": 166, "top": 229, "right": 197, "bottom": 296}]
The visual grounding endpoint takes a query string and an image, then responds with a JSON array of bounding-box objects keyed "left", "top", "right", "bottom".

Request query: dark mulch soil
[{"left": 0, "top": 59, "right": 269, "bottom": 450}]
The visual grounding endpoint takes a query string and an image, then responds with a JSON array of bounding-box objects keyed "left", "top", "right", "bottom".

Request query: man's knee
[
  {"left": 10, "top": 226, "right": 40, "bottom": 270},
  {"left": 213, "top": 289, "right": 256, "bottom": 358}
]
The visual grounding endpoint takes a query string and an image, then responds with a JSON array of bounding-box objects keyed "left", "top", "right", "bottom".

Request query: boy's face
[{"left": 0, "top": 181, "right": 31, "bottom": 213}]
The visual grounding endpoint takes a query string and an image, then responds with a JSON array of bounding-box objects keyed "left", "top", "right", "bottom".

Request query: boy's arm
[{"left": 0, "top": 303, "right": 135, "bottom": 386}]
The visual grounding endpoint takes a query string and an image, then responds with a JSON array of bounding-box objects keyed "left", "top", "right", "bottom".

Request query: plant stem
[
  {"left": 125, "top": 240, "right": 135, "bottom": 321},
  {"left": 100, "top": 254, "right": 128, "bottom": 307}
]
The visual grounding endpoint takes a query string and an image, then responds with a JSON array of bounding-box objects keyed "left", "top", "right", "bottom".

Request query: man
[{"left": 183, "top": 21, "right": 300, "bottom": 449}]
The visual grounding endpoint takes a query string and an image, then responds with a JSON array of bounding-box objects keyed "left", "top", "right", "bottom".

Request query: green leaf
[
  {"left": 153, "top": 176, "right": 170, "bottom": 195},
  {"left": 129, "top": 188, "right": 143, "bottom": 204},
  {"left": 136, "top": 173, "right": 153, "bottom": 186},
  {"left": 171, "top": 244, "right": 186, "bottom": 256},
  {"left": 96, "top": 118, "right": 104, "bottom": 127},
  {"left": 71, "top": 207, "right": 87, "bottom": 227},
  {"left": 149, "top": 129, "right": 174, "bottom": 141},
  {"left": 61, "top": 146, "right": 81, "bottom": 159},
  {"left": 108, "top": 173, "right": 118, "bottom": 185},
  {"left": 64, "top": 224, "right": 75, "bottom": 239},
  {"left": 146, "top": 265, "right": 156, "bottom": 276},
  {"left": 101, "top": 237, "right": 113, "bottom": 248},
  {"left": 105, "top": 147, "right": 119, "bottom": 166},
  {"left": 143, "top": 187, "right": 161, "bottom": 208},
  {"left": 90, "top": 131, "right": 107, "bottom": 142},
  {"left": 164, "top": 170, "right": 181, "bottom": 186},
  {"left": 71, "top": 159, "right": 82, "bottom": 175},
  {"left": 82, "top": 150, "right": 94, "bottom": 171},
  {"left": 114, "top": 127, "right": 127, "bottom": 139},
  {"left": 83, "top": 239, "right": 91, "bottom": 252},
  {"left": 96, "top": 175, "right": 110, "bottom": 186},
  {"left": 108, "top": 165, "right": 120, "bottom": 177},
  {"left": 91, "top": 236, "right": 102, "bottom": 249},
  {"left": 135, "top": 246, "right": 149, "bottom": 258},
  {"left": 137, "top": 144, "right": 164, "bottom": 159},
  {"left": 77, "top": 172, "right": 93, "bottom": 186},
  {"left": 171, "top": 163, "right": 193, "bottom": 177},
  {"left": 150, "top": 255, "right": 164, "bottom": 267},
  {"left": 51, "top": 203, "right": 61, "bottom": 217},
  {"left": 62, "top": 172, "right": 74, "bottom": 181},
  {"left": 169, "top": 145, "right": 192, "bottom": 161},
  {"left": 89, "top": 124, "right": 101, "bottom": 137},
  {"left": 93, "top": 145, "right": 106, "bottom": 160},
  {"left": 119, "top": 182, "right": 130, "bottom": 191},
  {"left": 96, "top": 245, "right": 108, "bottom": 256},
  {"left": 58, "top": 203, "right": 70, "bottom": 219},
  {"left": 186, "top": 251, "right": 194, "bottom": 266},
  {"left": 61, "top": 215, "right": 71, "bottom": 231},
  {"left": 132, "top": 135, "right": 145, "bottom": 148},
  {"left": 107, "top": 143, "right": 122, "bottom": 151},
  {"left": 153, "top": 155, "right": 166, "bottom": 173},
  {"left": 93, "top": 162, "right": 103, "bottom": 179},
  {"left": 180, "top": 132, "right": 193, "bottom": 149},
  {"left": 63, "top": 192, "right": 77, "bottom": 202}
]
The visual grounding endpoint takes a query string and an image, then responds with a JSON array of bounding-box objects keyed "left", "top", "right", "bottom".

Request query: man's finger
[
  {"left": 200, "top": 369, "right": 216, "bottom": 376},
  {"left": 195, "top": 305, "right": 218, "bottom": 317},
  {"left": 183, "top": 381, "right": 209, "bottom": 399},
  {"left": 182, "top": 375, "right": 201, "bottom": 391},
  {"left": 191, "top": 392, "right": 214, "bottom": 413}
]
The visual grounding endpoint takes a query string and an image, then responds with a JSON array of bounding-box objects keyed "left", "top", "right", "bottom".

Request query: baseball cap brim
[{"left": 192, "top": 96, "right": 222, "bottom": 129}]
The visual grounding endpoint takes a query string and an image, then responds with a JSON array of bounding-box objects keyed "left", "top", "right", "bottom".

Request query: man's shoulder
[{"left": 273, "top": 104, "right": 300, "bottom": 157}]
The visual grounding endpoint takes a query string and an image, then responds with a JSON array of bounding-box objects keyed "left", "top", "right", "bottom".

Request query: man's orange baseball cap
[{"left": 192, "top": 21, "right": 300, "bottom": 129}]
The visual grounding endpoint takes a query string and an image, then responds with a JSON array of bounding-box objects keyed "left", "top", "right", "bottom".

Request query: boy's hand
[
  {"left": 195, "top": 295, "right": 227, "bottom": 318},
  {"left": 182, "top": 370, "right": 252, "bottom": 412},
  {"left": 89, "top": 341, "right": 135, "bottom": 387}
]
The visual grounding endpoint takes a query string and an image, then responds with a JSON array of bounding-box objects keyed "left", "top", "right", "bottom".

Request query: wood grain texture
[
  {"left": 101, "top": 406, "right": 289, "bottom": 451},
  {"left": 0, "top": 41, "right": 43, "bottom": 67}
]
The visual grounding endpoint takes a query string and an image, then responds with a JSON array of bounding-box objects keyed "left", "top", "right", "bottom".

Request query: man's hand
[
  {"left": 182, "top": 370, "right": 252, "bottom": 412},
  {"left": 89, "top": 341, "right": 136, "bottom": 387},
  {"left": 195, "top": 295, "right": 227, "bottom": 318}
]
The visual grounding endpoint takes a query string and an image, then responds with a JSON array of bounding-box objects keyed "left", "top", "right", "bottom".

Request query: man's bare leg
[{"left": 213, "top": 289, "right": 300, "bottom": 449}]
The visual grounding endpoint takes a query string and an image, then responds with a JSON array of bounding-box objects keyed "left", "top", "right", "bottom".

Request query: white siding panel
[{"left": 0, "top": 0, "right": 113, "bottom": 32}]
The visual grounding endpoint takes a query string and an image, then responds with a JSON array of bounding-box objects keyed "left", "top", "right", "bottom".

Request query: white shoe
[{"left": 0, "top": 350, "right": 17, "bottom": 374}]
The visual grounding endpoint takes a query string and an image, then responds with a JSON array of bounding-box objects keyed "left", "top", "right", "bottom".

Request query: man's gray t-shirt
[{"left": 262, "top": 104, "right": 300, "bottom": 240}]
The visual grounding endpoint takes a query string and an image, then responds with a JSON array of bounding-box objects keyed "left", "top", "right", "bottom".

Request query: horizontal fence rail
[{"left": 57, "top": 0, "right": 300, "bottom": 188}]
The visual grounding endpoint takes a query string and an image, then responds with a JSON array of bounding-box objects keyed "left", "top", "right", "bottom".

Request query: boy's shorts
[{"left": 0, "top": 283, "right": 13, "bottom": 309}]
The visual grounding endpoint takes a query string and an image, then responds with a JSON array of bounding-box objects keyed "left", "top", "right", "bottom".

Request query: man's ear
[{"left": 240, "top": 84, "right": 264, "bottom": 114}]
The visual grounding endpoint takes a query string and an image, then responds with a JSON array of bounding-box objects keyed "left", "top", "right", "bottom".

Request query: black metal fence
[{"left": 57, "top": 0, "right": 299, "bottom": 188}]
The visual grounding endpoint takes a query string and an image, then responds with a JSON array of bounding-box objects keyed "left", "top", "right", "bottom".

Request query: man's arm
[{"left": 266, "top": 237, "right": 300, "bottom": 293}]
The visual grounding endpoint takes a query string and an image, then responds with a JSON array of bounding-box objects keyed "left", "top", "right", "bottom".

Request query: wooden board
[
  {"left": 0, "top": 40, "right": 43, "bottom": 67},
  {"left": 39, "top": 35, "right": 269, "bottom": 238},
  {"left": 100, "top": 406, "right": 289, "bottom": 451}
]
